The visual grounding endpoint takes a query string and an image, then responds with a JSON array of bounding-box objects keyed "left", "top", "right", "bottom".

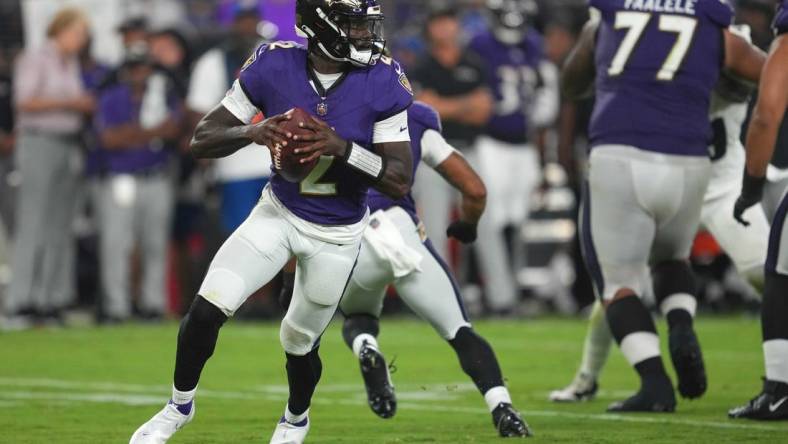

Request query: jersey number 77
[{"left": 607, "top": 12, "right": 697, "bottom": 81}]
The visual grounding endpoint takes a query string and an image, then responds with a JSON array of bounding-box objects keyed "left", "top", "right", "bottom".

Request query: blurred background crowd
[{"left": 0, "top": 0, "right": 783, "bottom": 328}]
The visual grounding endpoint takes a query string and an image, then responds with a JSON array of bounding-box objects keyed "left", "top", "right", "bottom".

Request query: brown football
[{"left": 273, "top": 107, "right": 319, "bottom": 183}]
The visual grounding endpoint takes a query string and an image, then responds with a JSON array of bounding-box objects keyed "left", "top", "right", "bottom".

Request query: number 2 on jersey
[
  {"left": 607, "top": 12, "right": 698, "bottom": 81},
  {"left": 300, "top": 156, "right": 337, "bottom": 196}
]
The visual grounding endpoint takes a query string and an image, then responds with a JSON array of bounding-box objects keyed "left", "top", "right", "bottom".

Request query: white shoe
[
  {"left": 269, "top": 416, "right": 310, "bottom": 444},
  {"left": 549, "top": 373, "right": 598, "bottom": 402},
  {"left": 129, "top": 401, "right": 194, "bottom": 443}
]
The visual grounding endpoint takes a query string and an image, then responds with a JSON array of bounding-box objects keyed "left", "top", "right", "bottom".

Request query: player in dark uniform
[
  {"left": 562, "top": 0, "right": 764, "bottom": 412},
  {"left": 730, "top": 0, "right": 788, "bottom": 421},
  {"left": 337, "top": 101, "right": 531, "bottom": 437},
  {"left": 129, "top": 1, "right": 413, "bottom": 443},
  {"left": 467, "top": 0, "right": 559, "bottom": 313}
]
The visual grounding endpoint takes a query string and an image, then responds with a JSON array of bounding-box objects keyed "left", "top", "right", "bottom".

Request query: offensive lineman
[
  {"left": 551, "top": 30, "right": 771, "bottom": 402},
  {"left": 337, "top": 101, "right": 530, "bottom": 437},
  {"left": 468, "top": 0, "right": 560, "bottom": 313},
  {"left": 129, "top": 1, "right": 414, "bottom": 443},
  {"left": 562, "top": 0, "right": 764, "bottom": 412},
  {"left": 730, "top": 0, "right": 788, "bottom": 420}
]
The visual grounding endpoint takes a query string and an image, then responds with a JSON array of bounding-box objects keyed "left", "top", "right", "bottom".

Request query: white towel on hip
[{"left": 364, "top": 209, "right": 423, "bottom": 278}]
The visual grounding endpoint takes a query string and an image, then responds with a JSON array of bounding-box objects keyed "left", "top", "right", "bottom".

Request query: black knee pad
[
  {"left": 341, "top": 314, "right": 380, "bottom": 349},
  {"left": 606, "top": 295, "right": 656, "bottom": 343},
  {"left": 652, "top": 260, "right": 696, "bottom": 304},
  {"left": 182, "top": 296, "right": 228, "bottom": 332}
]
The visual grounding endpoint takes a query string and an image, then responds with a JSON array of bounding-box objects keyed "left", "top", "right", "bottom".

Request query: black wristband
[{"left": 342, "top": 141, "right": 386, "bottom": 181}]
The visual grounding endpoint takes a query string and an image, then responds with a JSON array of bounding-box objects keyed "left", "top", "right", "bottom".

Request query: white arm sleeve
[
  {"left": 373, "top": 110, "right": 410, "bottom": 144},
  {"left": 421, "top": 129, "right": 457, "bottom": 169},
  {"left": 220, "top": 79, "right": 261, "bottom": 124},
  {"left": 186, "top": 50, "right": 229, "bottom": 114}
]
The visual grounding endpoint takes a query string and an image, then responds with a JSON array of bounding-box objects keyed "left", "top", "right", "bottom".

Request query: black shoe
[
  {"left": 492, "top": 402, "right": 532, "bottom": 437},
  {"left": 669, "top": 325, "right": 707, "bottom": 399},
  {"left": 607, "top": 378, "right": 676, "bottom": 413},
  {"left": 729, "top": 379, "right": 788, "bottom": 420},
  {"left": 358, "top": 342, "right": 396, "bottom": 419}
]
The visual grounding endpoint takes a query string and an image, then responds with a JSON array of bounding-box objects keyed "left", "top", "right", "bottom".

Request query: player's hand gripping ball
[{"left": 272, "top": 108, "right": 321, "bottom": 183}]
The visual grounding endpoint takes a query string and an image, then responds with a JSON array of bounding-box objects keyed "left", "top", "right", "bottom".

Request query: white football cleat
[
  {"left": 549, "top": 372, "right": 598, "bottom": 402},
  {"left": 269, "top": 416, "right": 310, "bottom": 444},
  {"left": 129, "top": 401, "right": 194, "bottom": 444}
]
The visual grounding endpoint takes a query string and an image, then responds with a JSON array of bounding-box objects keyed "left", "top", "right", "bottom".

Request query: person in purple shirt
[
  {"left": 562, "top": 0, "right": 764, "bottom": 413},
  {"left": 93, "top": 43, "right": 182, "bottom": 323},
  {"left": 467, "top": 0, "right": 560, "bottom": 314},
  {"left": 729, "top": 0, "right": 788, "bottom": 421},
  {"left": 337, "top": 101, "right": 531, "bottom": 437},
  {"left": 130, "top": 1, "right": 413, "bottom": 443}
]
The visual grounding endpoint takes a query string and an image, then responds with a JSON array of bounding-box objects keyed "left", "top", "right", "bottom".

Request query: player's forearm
[
  {"left": 724, "top": 30, "right": 767, "bottom": 84},
  {"left": 745, "top": 114, "right": 780, "bottom": 178},
  {"left": 101, "top": 124, "right": 157, "bottom": 150},
  {"left": 561, "top": 20, "right": 598, "bottom": 100},
  {"left": 367, "top": 142, "right": 413, "bottom": 199},
  {"left": 435, "top": 153, "right": 486, "bottom": 224},
  {"left": 190, "top": 109, "right": 252, "bottom": 159}
]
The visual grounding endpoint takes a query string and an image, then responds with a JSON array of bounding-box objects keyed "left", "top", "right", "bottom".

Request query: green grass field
[{"left": 1, "top": 316, "right": 787, "bottom": 443}]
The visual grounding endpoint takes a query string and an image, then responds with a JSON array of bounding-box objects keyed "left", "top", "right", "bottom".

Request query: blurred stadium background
[{"left": 0, "top": 0, "right": 783, "bottom": 325}]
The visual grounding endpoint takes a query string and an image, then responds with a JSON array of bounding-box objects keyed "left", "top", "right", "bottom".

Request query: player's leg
[
  {"left": 270, "top": 236, "right": 361, "bottom": 443},
  {"left": 337, "top": 239, "right": 395, "bottom": 419},
  {"left": 730, "top": 189, "right": 788, "bottom": 420},
  {"left": 138, "top": 176, "right": 175, "bottom": 318},
  {"left": 650, "top": 159, "right": 712, "bottom": 400},
  {"left": 701, "top": 191, "right": 769, "bottom": 292},
  {"left": 96, "top": 177, "right": 136, "bottom": 321},
  {"left": 585, "top": 147, "right": 675, "bottom": 413},
  {"left": 387, "top": 207, "right": 530, "bottom": 437},
  {"left": 549, "top": 299, "right": 611, "bottom": 402},
  {"left": 130, "top": 201, "right": 292, "bottom": 443},
  {"left": 473, "top": 137, "right": 518, "bottom": 313}
]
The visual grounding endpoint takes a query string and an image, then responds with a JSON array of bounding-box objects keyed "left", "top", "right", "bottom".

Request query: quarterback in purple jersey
[
  {"left": 562, "top": 0, "right": 764, "bottom": 413},
  {"left": 129, "top": 1, "right": 413, "bottom": 443},
  {"left": 467, "top": 0, "right": 560, "bottom": 314},
  {"left": 730, "top": 0, "right": 788, "bottom": 421}
]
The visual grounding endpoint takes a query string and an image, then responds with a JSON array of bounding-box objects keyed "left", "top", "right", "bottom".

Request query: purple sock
[{"left": 169, "top": 399, "right": 193, "bottom": 416}]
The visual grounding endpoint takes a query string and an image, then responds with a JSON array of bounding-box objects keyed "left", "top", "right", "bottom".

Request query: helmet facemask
[
  {"left": 297, "top": 0, "right": 387, "bottom": 68},
  {"left": 487, "top": 0, "right": 538, "bottom": 45}
]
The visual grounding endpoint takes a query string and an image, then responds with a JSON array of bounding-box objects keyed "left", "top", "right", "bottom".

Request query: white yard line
[{"left": 0, "top": 377, "right": 785, "bottom": 432}]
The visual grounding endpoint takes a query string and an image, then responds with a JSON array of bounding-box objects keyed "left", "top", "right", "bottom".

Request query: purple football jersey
[
  {"left": 238, "top": 42, "right": 413, "bottom": 225},
  {"left": 469, "top": 30, "right": 546, "bottom": 144},
  {"left": 367, "top": 101, "right": 442, "bottom": 223},
  {"left": 776, "top": 0, "right": 788, "bottom": 35},
  {"left": 589, "top": 0, "right": 733, "bottom": 156}
]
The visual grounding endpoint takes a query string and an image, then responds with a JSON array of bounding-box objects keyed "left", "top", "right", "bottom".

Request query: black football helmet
[
  {"left": 486, "top": 0, "right": 538, "bottom": 45},
  {"left": 296, "top": 0, "right": 386, "bottom": 67}
]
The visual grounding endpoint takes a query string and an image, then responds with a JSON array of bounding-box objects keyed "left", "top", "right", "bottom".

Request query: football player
[
  {"left": 129, "top": 1, "right": 414, "bottom": 443},
  {"left": 468, "top": 0, "right": 560, "bottom": 313},
  {"left": 338, "top": 101, "right": 530, "bottom": 437},
  {"left": 729, "top": 0, "right": 788, "bottom": 420},
  {"left": 562, "top": 1, "right": 763, "bottom": 412},
  {"left": 551, "top": 25, "right": 772, "bottom": 404}
]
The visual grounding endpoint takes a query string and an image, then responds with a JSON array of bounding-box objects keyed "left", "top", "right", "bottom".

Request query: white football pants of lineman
[
  {"left": 471, "top": 136, "right": 541, "bottom": 311},
  {"left": 198, "top": 188, "right": 361, "bottom": 356},
  {"left": 582, "top": 145, "right": 711, "bottom": 302},
  {"left": 340, "top": 207, "right": 471, "bottom": 340}
]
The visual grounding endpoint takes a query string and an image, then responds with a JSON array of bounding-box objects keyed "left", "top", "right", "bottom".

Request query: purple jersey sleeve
[
  {"left": 367, "top": 57, "right": 414, "bottom": 120},
  {"left": 699, "top": 0, "right": 734, "bottom": 27},
  {"left": 408, "top": 101, "right": 442, "bottom": 134},
  {"left": 236, "top": 42, "right": 301, "bottom": 114},
  {"left": 776, "top": 0, "right": 788, "bottom": 35}
]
